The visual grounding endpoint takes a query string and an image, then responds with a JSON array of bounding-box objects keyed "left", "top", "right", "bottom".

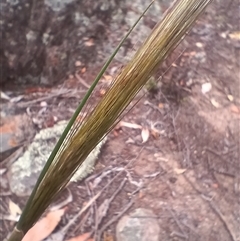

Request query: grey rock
[
  {"left": 8, "top": 121, "right": 107, "bottom": 196},
  {"left": 195, "top": 51, "right": 207, "bottom": 63},
  {"left": 1, "top": 0, "right": 166, "bottom": 85},
  {"left": 116, "top": 208, "right": 160, "bottom": 241},
  {"left": 44, "top": 0, "right": 75, "bottom": 12},
  {"left": 0, "top": 114, "right": 35, "bottom": 153}
]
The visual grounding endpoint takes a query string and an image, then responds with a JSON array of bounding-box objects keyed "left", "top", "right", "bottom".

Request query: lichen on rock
[{"left": 8, "top": 121, "right": 107, "bottom": 196}]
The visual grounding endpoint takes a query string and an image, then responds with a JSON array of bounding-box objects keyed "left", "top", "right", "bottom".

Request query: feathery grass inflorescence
[{"left": 8, "top": 0, "right": 212, "bottom": 240}]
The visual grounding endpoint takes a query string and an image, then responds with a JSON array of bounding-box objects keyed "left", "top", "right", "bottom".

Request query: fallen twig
[
  {"left": 144, "top": 171, "right": 161, "bottom": 178},
  {"left": 91, "top": 167, "right": 116, "bottom": 189},
  {"left": 125, "top": 170, "right": 143, "bottom": 187},
  {"left": 166, "top": 206, "right": 188, "bottom": 239},
  {"left": 75, "top": 73, "right": 91, "bottom": 89},
  {"left": 0, "top": 191, "right": 12, "bottom": 196},
  {"left": 208, "top": 201, "right": 237, "bottom": 241},
  {"left": 96, "top": 199, "right": 134, "bottom": 241},
  {"left": 130, "top": 185, "right": 144, "bottom": 196},
  {"left": 94, "top": 178, "right": 127, "bottom": 240},
  {"left": 85, "top": 177, "right": 95, "bottom": 228},
  {"left": 58, "top": 157, "right": 137, "bottom": 240},
  {"left": 184, "top": 174, "right": 237, "bottom": 241},
  {"left": 49, "top": 190, "right": 102, "bottom": 241},
  {"left": 71, "top": 209, "right": 91, "bottom": 235},
  {"left": 207, "top": 153, "right": 235, "bottom": 179},
  {"left": 12, "top": 89, "right": 77, "bottom": 108},
  {"left": 144, "top": 100, "right": 164, "bottom": 115},
  {"left": 181, "top": 220, "right": 200, "bottom": 236},
  {"left": 2, "top": 146, "right": 25, "bottom": 167},
  {"left": 205, "top": 147, "right": 225, "bottom": 159}
]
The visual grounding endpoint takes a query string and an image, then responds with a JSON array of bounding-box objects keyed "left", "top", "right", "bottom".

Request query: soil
[{"left": 1, "top": 0, "right": 239, "bottom": 241}]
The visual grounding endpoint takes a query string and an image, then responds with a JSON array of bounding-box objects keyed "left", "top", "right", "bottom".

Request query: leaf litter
[
  {"left": 22, "top": 209, "right": 65, "bottom": 241},
  {"left": 8, "top": 199, "right": 22, "bottom": 216},
  {"left": 66, "top": 233, "right": 93, "bottom": 241}
]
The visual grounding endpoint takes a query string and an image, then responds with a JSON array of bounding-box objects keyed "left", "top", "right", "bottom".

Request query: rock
[
  {"left": 1, "top": 0, "right": 165, "bottom": 85},
  {"left": 0, "top": 114, "right": 35, "bottom": 155},
  {"left": 116, "top": 208, "right": 160, "bottom": 241},
  {"left": 8, "top": 121, "right": 107, "bottom": 196},
  {"left": 0, "top": 48, "right": 10, "bottom": 85}
]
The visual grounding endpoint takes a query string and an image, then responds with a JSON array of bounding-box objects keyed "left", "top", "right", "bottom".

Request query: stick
[
  {"left": 96, "top": 199, "right": 134, "bottom": 241},
  {"left": 75, "top": 73, "right": 91, "bottom": 89},
  {"left": 60, "top": 159, "right": 135, "bottom": 238},
  {"left": 184, "top": 174, "right": 237, "bottom": 241},
  {"left": 94, "top": 179, "right": 127, "bottom": 240},
  {"left": 166, "top": 206, "right": 188, "bottom": 239},
  {"left": 15, "top": 89, "right": 73, "bottom": 108}
]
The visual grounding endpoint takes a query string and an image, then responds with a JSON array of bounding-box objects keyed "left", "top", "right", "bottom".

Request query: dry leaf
[
  {"left": 10, "top": 95, "right": 24, "bottom": 103},
  {"left": 103, "top": 232, "right": 114, "bottom": 241},
  {"left": 113, "top": 130, "right": 119, "bottom": 137},
  {"left": 230, "top": 105, "right": 240, "bottom": 114},
  {"left": 196, "top": 42, "right": 203, "bottom": 48},
  {"left": 23, "top": 209, "right": 65, "bottom": 241},
  {"left": 103, "top": 75, "right": 113, "bottom": 82},
  {"left": 99, "top": 89, "right": 106, "bottom": 96},
  {"left": 126, "top": 138, "right": 135, "bottom": 144},
  {"left": 150, "top": 128, "right": 160, "bottom": 139},
  {"left": 179, "top": 79, "right": 185, "bottom": 86},
  {"left": 81, "top": 67, "right": 86, "bottom": 73},
  {"left": 229, "top": 31, "right": 240, "bottom": 40},
  {"left": 210, "top": 98, "right": 220, "bottom": 108},
  {"left": 220, "top": 32, "right": 227, "bottom": 39},
  {"left": 138, "top": 190, "right": 144, "bottom": 199},
  {"left": 9, "top": 199, "right": 22, "bottom": 216},
  {"left": 1, "top": 91, "right": 11, "bottom": 100},
  {"left": 75, "top": 61, "right": 82, "bottom": 67},
  {"left": 141, "top": 128, "right": 150, "bottom": 143},
  {"left": 227, "top": 94, "right": 234, "bottom": 102},
  {"left": 183, "top": 51, "right": 196, "bottom": 57},
  {"left": 0, "top": 168, "right": 7, "bottom": 175},
  {"left": 212, "top": 183, "right": 219, "bottom": 189},
  {"left": 84, "top": 38, "right": 95, "bottom": 46},
  {"left": 66, "top": 233, "right": 94, "bottom": 241},
  {"left": 118, "top": 121, "right": 142, "bottom": 129},
  {"left": 158, "top": 103, "right": 164, "bottom": 109},
  {"left": 174, "top": 168, "right": 186, "bottom": 174},
  {"left": 201, "top": 82, "right": 212, "bottom": 94}
]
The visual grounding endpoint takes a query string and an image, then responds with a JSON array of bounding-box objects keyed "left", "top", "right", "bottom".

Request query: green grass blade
[{"left": 14, "top": 1, "right": 155, "bottom": 236}]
